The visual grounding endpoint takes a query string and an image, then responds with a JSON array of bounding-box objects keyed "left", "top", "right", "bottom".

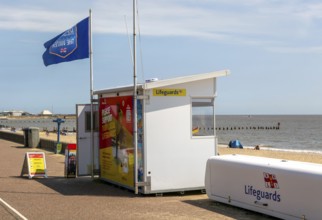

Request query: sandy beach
[
  {"left": 49, "top": 132, "right": 322, "bottom": 164},
  {"left": 42, "top": 130, "right": 322, "bottom": 164},
  {"left": 7, "top": 129, "right": 322, "bottom": 164},
  {"left": 38, "top": 131, "right": 77, "bottom": 143},
  {"left": 218, "top": 145, "right": 322, "bottom": 164},
  {"left": 10, "top": 130, "right": 77, "bottom": 144}
]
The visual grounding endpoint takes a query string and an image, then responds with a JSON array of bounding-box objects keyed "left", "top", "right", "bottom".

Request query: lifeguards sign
[
  {"left": 21, "top": 152, "right": 47, "bottom": 179},
  {"left": 153, "top": 88, "right": 186, "bottom": 96}
]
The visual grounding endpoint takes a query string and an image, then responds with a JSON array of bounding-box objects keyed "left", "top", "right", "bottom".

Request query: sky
[{"left": 1, "top": 0, "right": 322, "bottom": 115}]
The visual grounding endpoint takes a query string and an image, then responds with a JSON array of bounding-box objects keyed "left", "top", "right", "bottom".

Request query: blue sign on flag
[
  {"left": 49, "top": 26, "right": 77, "bottom": 58},
  {"left": 42, "top": 17, "right": 89, "bottom": 66}
]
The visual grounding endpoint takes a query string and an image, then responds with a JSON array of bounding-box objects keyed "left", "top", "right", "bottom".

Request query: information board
[{"left": 21, "top": 152, "right": 47, "bottom": 179}]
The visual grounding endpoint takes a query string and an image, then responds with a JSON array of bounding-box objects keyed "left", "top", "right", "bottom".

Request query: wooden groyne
[
  {"left": 194, "top": 123, "right": 281, "bottom": 132},
  {"left": 216, "top": 125, "right": 280, "bottom": 131}
]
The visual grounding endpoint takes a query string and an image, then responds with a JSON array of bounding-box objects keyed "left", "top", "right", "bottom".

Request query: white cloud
[
  {"left": 0, "top": 6, "right": 81, "bottom": 32},
  {"left": 1, "top": 0, "right": 322, "bottom": 53}
]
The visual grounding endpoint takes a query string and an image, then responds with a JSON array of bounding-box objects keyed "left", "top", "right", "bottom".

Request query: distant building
[
  {"left": 1, "top": 110, "right": 24, "bottom": 116},
  {"left": 22, "top": 112, "right": 33, "bottom": 116},
  {"left": 39, "top": 110, "right": 53, "bottom": 115}
]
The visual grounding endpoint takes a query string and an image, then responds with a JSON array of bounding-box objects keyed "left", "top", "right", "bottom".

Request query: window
[
  {"left": 85, "top": 111, "right": 99, "bottom": 132},
  {"left": 191, "top": 98, "right": 214, "bottom": 136}
]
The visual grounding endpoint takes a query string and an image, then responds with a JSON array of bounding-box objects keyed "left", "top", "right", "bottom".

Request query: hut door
[{"left": 76, "top": 104, "right": 99, "bottom": 176}]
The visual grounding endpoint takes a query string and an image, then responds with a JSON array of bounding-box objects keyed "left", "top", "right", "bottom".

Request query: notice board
[{"left": 21, "top": 152, "right": 47, "bottom": 179}]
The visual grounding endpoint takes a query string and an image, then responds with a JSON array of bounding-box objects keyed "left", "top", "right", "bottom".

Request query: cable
[
  {"left": 136, "top": 0, "right": 145, "bottom": 83},
  {"left": 124, "top": 15, "right": 134, "bottom": 68}
]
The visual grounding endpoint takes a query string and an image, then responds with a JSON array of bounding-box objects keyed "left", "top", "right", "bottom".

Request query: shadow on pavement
[
  {"left": 13, "top": 146, "right": 27, "bottom": 149},
  {"left": 35, "top": 177, "right": 138, "bottom": 198}
]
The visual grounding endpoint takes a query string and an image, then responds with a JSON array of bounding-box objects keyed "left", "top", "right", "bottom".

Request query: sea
[
  {"left": 1, "top": 115, "right": 322, "bottom": 153},
  {"left": 216, "top": 115, "right": 322, "bottom": 153},
  {"left": 0, "top": 117, "right": 76, "bottom": 132}
]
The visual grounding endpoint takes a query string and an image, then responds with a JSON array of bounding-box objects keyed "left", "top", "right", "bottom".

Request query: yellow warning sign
[
  {"left": 21, "top": 152, "right": 47, "bottom": 179},
  {"left": 153, "top": 88, "right": 186, "bottom": 96}
]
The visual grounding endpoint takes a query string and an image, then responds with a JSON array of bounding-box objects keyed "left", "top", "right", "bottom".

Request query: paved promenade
[{"left": 0, "top": 139, "right": 276, "bottom": 220}]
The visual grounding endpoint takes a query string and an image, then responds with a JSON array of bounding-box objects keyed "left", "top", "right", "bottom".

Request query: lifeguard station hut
[{"left": 81, "top": 69, "right": 229, "bottom": 194}]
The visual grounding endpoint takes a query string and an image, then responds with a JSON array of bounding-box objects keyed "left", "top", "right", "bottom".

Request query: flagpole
[
  {"left": 133, "top": 0, "right": 139, "bottom": 194},
  {"left": 89, "top": 9, "right": 95, "bottom": 179}
]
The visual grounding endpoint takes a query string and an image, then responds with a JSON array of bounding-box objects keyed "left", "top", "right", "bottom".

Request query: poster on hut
[{"left": 99, "top": 96, "right": 134, "bottom": 187}]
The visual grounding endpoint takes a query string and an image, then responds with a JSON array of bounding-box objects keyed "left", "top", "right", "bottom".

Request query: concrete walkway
[{"left": 0, "top": 138, "right": 276, "bottom": 220}]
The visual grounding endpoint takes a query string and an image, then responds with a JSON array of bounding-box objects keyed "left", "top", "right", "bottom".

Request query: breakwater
[{"left": 216, "top": 123, "right": 280, "bottom": 131}]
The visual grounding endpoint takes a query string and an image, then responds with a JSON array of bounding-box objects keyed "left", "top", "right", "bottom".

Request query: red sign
[
  {"left": 263, "top": 172, "right": 279, "bottom": 189},
  {"left": 67, "top": 143, "right": 77, "bottom": 150},
  {"left": 99, "top": 96, "right": 134, "bottom": 187}
]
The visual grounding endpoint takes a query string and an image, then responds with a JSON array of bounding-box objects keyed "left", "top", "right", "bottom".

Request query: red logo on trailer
[{"left": 263, "top": 172, "right": 279, "bottom": 189}]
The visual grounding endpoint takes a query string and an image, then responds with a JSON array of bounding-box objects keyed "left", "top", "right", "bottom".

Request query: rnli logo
[
  {"left": 263, "top": 172, "right": 279, "bottom": 189},
  {"left": 49, "top": 26, "right": 78, "bottom": 58}
]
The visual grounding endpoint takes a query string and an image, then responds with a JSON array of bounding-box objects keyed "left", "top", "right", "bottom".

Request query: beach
[
  {"left": 218, "top": 145, "right": 322, "bottom": 164},
  {"left": 10, "top": 130, "right": 77, "bottom": 144},
  {"left": 37, "top": 130, "right": 322, "bottom": 165},
  {"left": 10, "top": 129, "right": 322, "bottom": 164},
  {"left": 38, "top": 131, "right": 322, "bottom": 164},
  {"left": 3, "top": 131, "right": 322, "bottom": 164},
  {"left": 38, "top": 131, "right": 76, "bottom": 143},
  {"left": 42, "top": 130, "right": 322, "bottom": 164}
]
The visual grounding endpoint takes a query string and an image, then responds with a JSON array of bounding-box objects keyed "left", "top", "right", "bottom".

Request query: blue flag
[{"left": 42, "top": 17, "right": 89, "bottom": 66}]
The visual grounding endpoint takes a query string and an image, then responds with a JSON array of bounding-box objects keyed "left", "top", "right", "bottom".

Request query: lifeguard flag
[{"left": 42, "top": 17, "right": 89, "bottom": 66}]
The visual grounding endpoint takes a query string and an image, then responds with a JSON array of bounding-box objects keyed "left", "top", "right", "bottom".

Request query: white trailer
[
  {"left": 205, "top": 154, "right": 322, "bottom": 220},
  {"left": 94, "top": 70, "right": 229, "bottom": 194}
]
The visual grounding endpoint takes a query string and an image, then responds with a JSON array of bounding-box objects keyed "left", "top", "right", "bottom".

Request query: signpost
[{"left": 53, "top": 118, "right": 65, "bottom": 154}]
